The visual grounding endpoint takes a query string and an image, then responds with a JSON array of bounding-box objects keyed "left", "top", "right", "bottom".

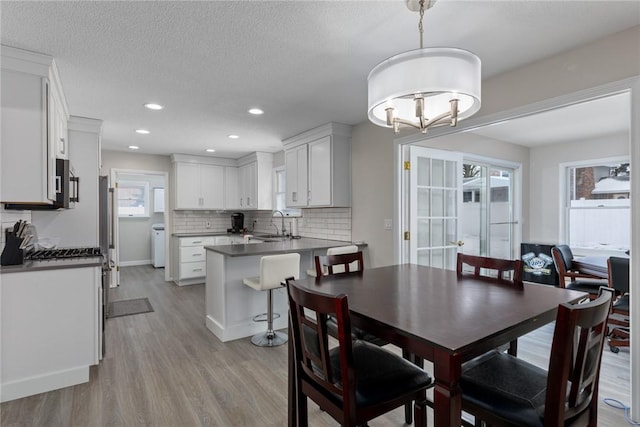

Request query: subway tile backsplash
[{"left": 172, "top": 208, "right": 352, "bottom": 242}]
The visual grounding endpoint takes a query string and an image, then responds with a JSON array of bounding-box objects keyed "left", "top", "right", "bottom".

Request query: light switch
[{"left": 384, "top": 219, "right": 392, "bottom": 230}]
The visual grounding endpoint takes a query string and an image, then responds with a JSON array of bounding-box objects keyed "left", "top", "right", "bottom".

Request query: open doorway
[{"left": 110, "top": 168, "right": 169, "bottom": 286}]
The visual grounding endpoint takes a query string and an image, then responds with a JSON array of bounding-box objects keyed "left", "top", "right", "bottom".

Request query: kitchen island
[{"left": 204, "top": 238, "right": 363, "bottom": 342}]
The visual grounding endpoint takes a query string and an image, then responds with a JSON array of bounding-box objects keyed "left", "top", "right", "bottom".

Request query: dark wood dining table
[{"left": 287, "top": 263, "right": 587, "bottom": 427}]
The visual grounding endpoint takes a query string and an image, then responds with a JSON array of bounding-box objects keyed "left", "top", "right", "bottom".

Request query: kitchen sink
[{"left": 256, "top": 234, "right": 286, "bottom": 239}]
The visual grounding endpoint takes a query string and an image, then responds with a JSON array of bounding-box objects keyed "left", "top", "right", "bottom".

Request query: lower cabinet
[{"left": 174, "top": 235, "right": 245, "bottom": 285}]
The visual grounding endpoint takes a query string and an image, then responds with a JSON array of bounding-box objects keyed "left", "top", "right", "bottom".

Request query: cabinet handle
[
  {"left": 240, "top": 198, "right": 243, "bottom": 207},
  {"left": 247, "top": 197, "right": 250, "bottom": 206},
  {"left": 192, "top": 253, "right": 202, "bottom": 257},
  {"left": 192, "top": 240, "right": 202, "bottom": 244},
  {"left": 292, "top": 191, "right": 297, "bottom": 202},
  {"left": 55, "top": 176, "right": 62, "bottom": 193},
  {"left": 193, "top": 268, "right": 203, "bottom": 272}
]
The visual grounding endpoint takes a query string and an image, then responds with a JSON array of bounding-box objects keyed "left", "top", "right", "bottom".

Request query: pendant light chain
[{"left": 418, "top": 0, "right": 425, "bottom": 49}]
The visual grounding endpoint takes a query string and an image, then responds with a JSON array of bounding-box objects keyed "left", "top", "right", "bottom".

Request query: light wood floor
[{"left": 1, "top": 265, "right": 631, "bottom": 426}]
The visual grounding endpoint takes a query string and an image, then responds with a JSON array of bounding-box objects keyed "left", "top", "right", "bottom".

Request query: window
[
  {"left": 118, "top": 180, "right": 150, "bottom": 217},
  {"left": 273, "top": 167, "right": 301, "bottom": 217},
  {"left": 564, "top": 160, "right": 630, "bottom": 253}
]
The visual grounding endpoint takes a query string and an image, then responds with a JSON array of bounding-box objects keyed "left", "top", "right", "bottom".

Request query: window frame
[{"left": 273, "top": 166, "right": 302, "bottom": 217}]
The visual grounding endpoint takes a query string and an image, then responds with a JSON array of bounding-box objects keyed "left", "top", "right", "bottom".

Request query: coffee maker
[{"left": 229, "top": 212, "right": 244, "bottom": 233}]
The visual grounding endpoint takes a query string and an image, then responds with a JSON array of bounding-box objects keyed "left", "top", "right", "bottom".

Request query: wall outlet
[
  {"left": 205, "top": 221, "right": 212, "bottom": 229},
  {"left": 384, "top": 219, "right": 393, "bottom": 230}
]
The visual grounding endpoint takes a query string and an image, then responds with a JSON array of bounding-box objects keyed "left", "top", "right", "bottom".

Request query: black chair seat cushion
[
  {"left": 614, "top": 294, "right": 629, "bottom": 312},
  {"left": 566, "top": 279, "right": 605, "bottom": 294},
  {"left": 330, "top": 340, "right": 432, "bottom": 407},
  {"left": 461, "top": 350, "right": 547, "bottom": 427}
]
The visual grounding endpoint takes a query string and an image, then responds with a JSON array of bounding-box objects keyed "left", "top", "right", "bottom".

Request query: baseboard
[
  {"left": 205, "top": 314, "right": 287, "bottom": 343},
  {"left": 1, "top": 366, "right": 89, "bottom": 403},
  {"left": 119, "top": 260, "right": 152, "bottom": 267}
]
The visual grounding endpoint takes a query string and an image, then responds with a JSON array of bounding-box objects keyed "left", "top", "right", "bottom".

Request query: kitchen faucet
[{"left": 272, "top": 210, "right": 286, "bottom": 237}]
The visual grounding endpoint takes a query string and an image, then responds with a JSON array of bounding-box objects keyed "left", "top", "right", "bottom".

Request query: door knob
[{"left": 449, "top": 240, "right": 464, "bottom": 247}]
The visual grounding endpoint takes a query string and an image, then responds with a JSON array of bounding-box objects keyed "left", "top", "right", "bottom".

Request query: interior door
[{"left": 406, "top": 146, "right": 463, "bottom": 270}]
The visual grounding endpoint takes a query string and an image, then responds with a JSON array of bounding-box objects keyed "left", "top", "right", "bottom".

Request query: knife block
[{"left": 1, "top": 235, "right": 24, "bottom": 266}]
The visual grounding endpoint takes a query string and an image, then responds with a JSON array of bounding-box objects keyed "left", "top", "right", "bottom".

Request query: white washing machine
[{"left": 151, "top": 223, "right": 165, "bottom": 268}]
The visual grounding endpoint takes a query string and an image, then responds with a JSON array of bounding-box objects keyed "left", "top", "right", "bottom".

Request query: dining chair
[
  {"left": 456, "top": 253, "right": 523, "bottom": 356},
  {"left": 286, "top": 278, "right": 433, "bottom": 427},
  {"left": 306, "top": 245, "right": 359, "bottom": 277},
  {"left": 607, "top": 256, "right": 630, "bottom": 353},
  {"left": 314, "top": 251, "right": 364, "bottom": 277},
  {"left": 551, "top": 245, "right": 606, "bottom": 298},
  {"left": 460, "top": 287, "right": 613, "bottom": 427}
]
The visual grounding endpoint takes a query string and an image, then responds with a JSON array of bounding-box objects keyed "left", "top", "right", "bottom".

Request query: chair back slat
[
  {"left": 456, "top": 253, "right": 523, "bottom": 287},
  {"left": 543, "top": 288, "right": 613, "bottom": 424},
  {"left": 315, "top": 252, "right": 364, "bottom": 277}
]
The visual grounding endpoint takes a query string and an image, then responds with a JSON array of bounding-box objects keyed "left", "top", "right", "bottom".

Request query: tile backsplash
[{"left": 172, "top": 208, "right": 352, "bottom": 242}]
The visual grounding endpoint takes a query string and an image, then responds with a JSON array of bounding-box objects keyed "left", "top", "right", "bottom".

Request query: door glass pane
[
  {"left": 417, "top": 249, "right": 429, "bottom": 266},
  {"left": 445, "top": 189, "right": 457, "bottom": 216},
  {"left": 418, "top": 157, "right": 430, "bottom": 186},
  {"left": 431, "top": 248, "right": 444, "bottom": 268},
  {"left": 417, "top": 219, "right": 430, "bottom": 247},
  {"left": 445, "top": 160, "right": 457, "bottom": 188},
  {"left": 432, "top": 159, "right": 444, "bottom": 187},
  {"left": 445, "top": 219, "right": 457, "bottom": 246},
  {"left": 417, "top": 188, "right": 430, "bottom": 217},
  {"left": 432, "top": 189, "right": 444, "bottom": 217},
  {"left": 432, "top": 219, "right": 444, "bottom": 247},
  {"left": 444, "top": 247, "right": 458, "bottom": 270}
]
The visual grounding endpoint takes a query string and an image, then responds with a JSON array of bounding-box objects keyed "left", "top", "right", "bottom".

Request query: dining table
[
  {"left": 287, "top": 263, "right": 587, "bottom": 427},
  {"left": 572, "top": 256, "right": 610, "bottom": 278}
]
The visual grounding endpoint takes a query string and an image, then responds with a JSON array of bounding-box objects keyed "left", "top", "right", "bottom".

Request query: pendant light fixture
[{"left": 367, "top": 0, "right": 481, "bottom": 133}]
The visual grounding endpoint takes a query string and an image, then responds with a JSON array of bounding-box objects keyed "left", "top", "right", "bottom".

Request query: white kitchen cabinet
[
  {"left": 174, "top": 162, "right": 224, "bottom": 210},
  {"left": 285, "top": 144, "right": 308, "bottom": 207},
  {"left": 174, "top": 236, "right": 216, "bottom": 285},
  {"left": 224, "top": 166, "right": 239, "bottom": 210},
  {"left": 50, "top": 85, "right": 68, "bottom": 160},
  {"left": 283, "top": 122, "right": 352, "bottom": 208},
  {"left": 0, "top": 46, "right": 68, "bottom": 204},
  {"left": 237, "top": 152, "right": 273, "bottom": 210},
  {"left": 1, "top": 266, "right": 101, "bottom": 402}
]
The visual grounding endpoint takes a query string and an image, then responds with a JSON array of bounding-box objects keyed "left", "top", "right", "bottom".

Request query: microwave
[{"left": 4, "top": 159, "right": 79, "bottom": 210}]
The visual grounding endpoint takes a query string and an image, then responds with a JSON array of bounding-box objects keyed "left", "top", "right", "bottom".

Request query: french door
[{"left": 403, "top": 146, "right": 463, "bottom": 270}]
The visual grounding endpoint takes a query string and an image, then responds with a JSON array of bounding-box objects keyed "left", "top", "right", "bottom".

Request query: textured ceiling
[{"left": 1, "top": 1, "right": 639, "bottom": 158}]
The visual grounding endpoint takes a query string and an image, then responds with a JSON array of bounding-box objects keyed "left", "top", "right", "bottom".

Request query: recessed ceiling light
[
  {"left": 144, "top": 103, "right": 164, "bottom": 110},
  {"left": 129, "top": 145, "right": 140, "bottom": 150},
  {"left": 206, "top": 148, "right": 216, "bottom": 153},
  {"left": 135, "top": 129, "right": 150, "bottom": 134},
  {"left": 248, "top": 108, "right": 264, "bottom": 115},
  {"left": 228, "top": 134, "right": 239, "bottom": 139}
]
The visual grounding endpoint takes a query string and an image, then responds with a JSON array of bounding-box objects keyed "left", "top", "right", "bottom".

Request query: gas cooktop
[{"left": 25, "top": 247, "right": 102, "bottom": 261}]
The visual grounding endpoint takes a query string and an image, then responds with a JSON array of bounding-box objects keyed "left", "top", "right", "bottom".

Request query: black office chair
[
  {"left": 460, "top": 287, "right": 613, "bottom": 427},
  {"left": 286, "top": 278, "right": 433, "bottom": 427},
  {"left": 607, "top": 256, "right": 630, "bottom": 353},
  {"left": 551, "top": 245, "right": 606, "bottom": 298}
]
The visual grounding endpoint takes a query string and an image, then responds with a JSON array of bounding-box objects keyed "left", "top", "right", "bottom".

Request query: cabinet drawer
[
  {"left": 180, "top": 246, "right": 205, "bottom": 261},
  {"left": 180, "top": 236, "right": 215, "bottom": 247},
  {"left": 179, "top": 262, "right": 206, "bottom": 279}
]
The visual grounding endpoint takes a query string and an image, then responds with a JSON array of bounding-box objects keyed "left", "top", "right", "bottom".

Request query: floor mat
[{"left": 108, "top": 297, "right": 154, "bottom": 318}]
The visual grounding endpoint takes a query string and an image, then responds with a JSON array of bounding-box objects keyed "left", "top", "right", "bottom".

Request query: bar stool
[
  {"left": 243, "top": 253, "right": 300, "bottom": 347},
  {"left": 305, "top": 245, "right": 358, "bottom": 277}
]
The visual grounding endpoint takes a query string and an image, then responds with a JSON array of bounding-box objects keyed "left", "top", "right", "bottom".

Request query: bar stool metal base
[{"left": 251, "top": 330, "right": 288, "bottom": 347}]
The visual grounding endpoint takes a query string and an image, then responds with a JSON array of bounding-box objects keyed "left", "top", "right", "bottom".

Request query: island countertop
[{"left": 205, "top": 237, "right": 366, "bottom": 257}]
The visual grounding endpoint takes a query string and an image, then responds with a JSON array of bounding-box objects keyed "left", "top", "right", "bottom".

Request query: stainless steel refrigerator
[{"left": 98, "top": 176, "right": 115, "bottom": 354}]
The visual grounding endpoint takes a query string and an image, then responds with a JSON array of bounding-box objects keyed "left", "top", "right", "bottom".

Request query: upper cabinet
[
  {"left": 237, "top": 152, "right": 273, "bottom": 210},
  {"left": 1, "top": 46, "right": 69, "bottom": 204},
  {"left": 283, "top": 122, "right": 352, "bottom": 208},
  {"left": 172, "top": 156, "right": 226, "bottom": 210}
]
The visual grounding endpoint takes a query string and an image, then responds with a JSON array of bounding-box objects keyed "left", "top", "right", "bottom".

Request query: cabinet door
[
  {"left": 224, "top": 166, "right": 239, "bottom": 210},
  {"left": 308, "top": 136, "right": 332, "bottom": 206},
  {"left": 239, "top": 162, "right": 257, "bottom": 209},
  {"left": 199, "top": 164, "right": 224, "bottom": 209},
  {"left": 285, "top": 145, "right": 308, "bottom": 207},
  {"left": 175, "top": 163, "right": 201, "bottom": 209}
]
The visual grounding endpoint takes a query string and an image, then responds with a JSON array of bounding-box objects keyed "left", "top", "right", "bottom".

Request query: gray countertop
[
  {"left": 172, "top": 232, "right": 232, "bottom": 237},
  {"left": 205, "top": 238, "right": 366, "bottom": 257},
  {"left": 0, "top": 257, "right": 104, "bottom": 274}
]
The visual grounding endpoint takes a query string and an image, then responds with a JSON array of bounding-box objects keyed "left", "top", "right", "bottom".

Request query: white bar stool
[
  {"left": 243, "top": 253, "right": 300, "bottom": 347},
  {"left": 306, "top": 245, "right": 359, "bottom": 277}
]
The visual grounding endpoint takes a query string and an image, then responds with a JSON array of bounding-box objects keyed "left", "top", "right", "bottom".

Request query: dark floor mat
[{"left": 108, "top": 298, "right": 154, "bottom": 318}]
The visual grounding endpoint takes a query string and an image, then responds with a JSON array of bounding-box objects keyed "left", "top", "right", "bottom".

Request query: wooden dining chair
[
  {"left": 306, "top": 245, "right": 359, "bottom": 277},
  {"left": 551, "top": 245, "right": 606, "bottom": 299},
  {"left": 607, "top": 256, "right": 630, "bottom": 353},
  {"left": 456, "top": 253, "right": 523, "bottom": 356},
  {"left": 460, "top": 287, "right": 613, "bottom": 427},
  {"left": 286, "top": 278, "right": 432, "bottom": 427},
  {"left": 314, "top": 251, "right": 364, "bottom": 277}
]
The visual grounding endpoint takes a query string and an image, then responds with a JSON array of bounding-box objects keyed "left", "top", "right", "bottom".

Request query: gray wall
[
  {"left": 351, "top": 25, "right": 639, "bottom": 268},
  {"left": 101, "top": 151, "right": 171, "bottom": 265}
]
